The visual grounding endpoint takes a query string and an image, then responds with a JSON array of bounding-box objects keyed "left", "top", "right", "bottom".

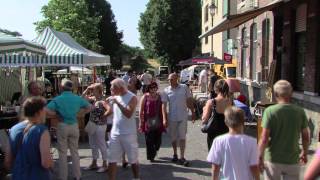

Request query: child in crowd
[{"left": 207, "top": 106, "right": 260, "bottom": 180}]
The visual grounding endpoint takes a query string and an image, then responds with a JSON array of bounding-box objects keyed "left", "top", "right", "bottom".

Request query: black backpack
[{"left": 135, "top": 79, "right": 142, "bottom": 90}]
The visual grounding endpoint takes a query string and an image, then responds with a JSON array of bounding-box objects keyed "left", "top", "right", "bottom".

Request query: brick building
[{"left": 200, "top": 0, "right": 320, "bottom": 143}]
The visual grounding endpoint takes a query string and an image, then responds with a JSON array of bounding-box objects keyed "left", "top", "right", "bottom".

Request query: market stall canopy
[
  {"left": 199, "top": 0, "right": 283, "bottom": 39},
  {"left": 179, "top": 55, "right": 225, "bottom": 66},
  {"left": 0, "top": 32, "right": 46, "bottom": 67},
  {"left": 55, "top": 66, "right": 93, "bottom": 75},
  {"left": 34, "top": 27, "right": 110, "bottom": 67}
]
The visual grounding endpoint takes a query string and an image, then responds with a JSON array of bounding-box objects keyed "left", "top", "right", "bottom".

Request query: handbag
[
  {"left": 201, "top": 99, "right": 218, "bottom": 133},
  {"left": 85, "top": 121, "right": 97, "bottom": 135}
]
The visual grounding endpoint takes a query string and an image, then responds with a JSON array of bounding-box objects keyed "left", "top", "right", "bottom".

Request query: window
[
  {"left": 205, "top": 27, "right": 208, "bottom": 44},
  {"left": 241, "top": 27, "right": 247, "bottom": 78},
  {"left": 250, "top": 23, "right": 257, "bottom": 80},
  {"left": 294, "top": 33, "right": 306, "bottom": 91},
  {"left": 205, "top": 4, "right": 209, "bottom": 22},
  {"left": 262, "top": 19, "right": 270, "bottom": 81},
  {"left": 222, "top": 30, "right": 230, "bottom": 54},
  {"left": 223, "top": 0, "right": 229, "bottom": 17}
]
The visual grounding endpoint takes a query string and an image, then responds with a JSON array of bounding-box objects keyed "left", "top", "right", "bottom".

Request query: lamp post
[{"left": 208, "top": 3, "right": 217, "bottom": 58}]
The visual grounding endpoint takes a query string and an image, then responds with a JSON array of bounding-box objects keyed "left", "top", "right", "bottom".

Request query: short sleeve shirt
[
  {"left": 47, "top": 91, "right": 90, "bottom": 124},
  {"left": 207, "top": 134, "right": 258, "bottom": 180},
  {"left": 161, "top": 84, "right": 192, "bottom": 122},
  {"left": 262, "top": 104, "right": 308, "bottom": 164}
]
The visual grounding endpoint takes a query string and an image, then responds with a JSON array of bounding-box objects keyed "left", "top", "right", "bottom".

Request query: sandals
[
  {"left": 171, "top": 154, "right": 178, "bottom": 162},
  {"left": 83, "top": 164, "right": 98, "bottom": 170},
  {"left": 179, "top": 158, "right": 190, "bottom": 167},
  {"left": 96, "top": 166, "right": 108, "bottom": 173}
]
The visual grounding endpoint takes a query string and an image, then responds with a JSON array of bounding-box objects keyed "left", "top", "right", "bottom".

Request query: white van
[{"left": 158, "top": 66, "right": 169, "bottom": 79}]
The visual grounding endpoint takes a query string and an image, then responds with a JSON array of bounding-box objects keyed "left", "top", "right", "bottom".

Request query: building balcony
[{"left": 237, "top": 0, "right": 259, "bottom": 14}]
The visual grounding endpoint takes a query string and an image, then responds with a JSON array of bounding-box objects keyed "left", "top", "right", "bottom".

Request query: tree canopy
[
  {"left": 138, "top": 0, "right": 201, "bottom": 69},
  {"left": 87, "top": 0, "right": 123, "bottom": 67},
  {"left": 35, "top": 0, "right": 101, "bottom": 51}
]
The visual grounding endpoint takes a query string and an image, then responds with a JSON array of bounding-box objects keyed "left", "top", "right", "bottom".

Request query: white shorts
[
  {"left": 108, "top": 134, "right": 139, "bottom": 164},
  {"left": 168, "top": 120, "right": 187, "bottom": 141}
]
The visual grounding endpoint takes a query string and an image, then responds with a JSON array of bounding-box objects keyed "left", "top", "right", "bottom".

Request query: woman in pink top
[{"left": 139, "top": 82, "right": 165, "bottom": 162}]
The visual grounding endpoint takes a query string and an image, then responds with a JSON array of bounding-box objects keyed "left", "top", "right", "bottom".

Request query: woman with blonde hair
[
  {"left": 202, "top": 79, "right": 233, "bottom": 150},
  {"left": 82, "top": 83, "right": 109, "bottom": 172}
]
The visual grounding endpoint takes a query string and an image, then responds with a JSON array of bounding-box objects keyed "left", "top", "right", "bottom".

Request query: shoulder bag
[{"left": 201, "top": 99, "right": 218, "bottom": 133}]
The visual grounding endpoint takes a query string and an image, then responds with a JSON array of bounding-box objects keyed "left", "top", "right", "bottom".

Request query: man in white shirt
[
  {"left": 198, "top": 67, "right": 209, "bottom": 93},
  {"left": 140, "top": 70, "right": 152, "bottom": 93},
  {"left": 107, "top": 78, "right": 139, "bottom": 180},
  {"left": 162, "top": 73, "right": 195, "bottom": 166}
]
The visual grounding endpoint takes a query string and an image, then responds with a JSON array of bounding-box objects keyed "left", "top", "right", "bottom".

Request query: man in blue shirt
[{"left": 46, "top": 79, "right": 91, "bottom": 180}]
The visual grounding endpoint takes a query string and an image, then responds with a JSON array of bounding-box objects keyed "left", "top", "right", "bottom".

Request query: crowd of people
[{"left": 1, "top": 67, "right": 320, "bottom": 180}]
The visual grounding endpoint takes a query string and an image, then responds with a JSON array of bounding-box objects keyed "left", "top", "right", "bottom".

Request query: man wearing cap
[{"left": 46, "top": 79, "right": 91, "bottom": 180}]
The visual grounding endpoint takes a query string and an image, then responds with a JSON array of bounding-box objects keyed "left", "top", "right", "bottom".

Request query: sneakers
[
  {"left": 179, "top": 158, "right": 190, "bottom": 167},
  {"left": 171, "top": 154, "right": 178, "bottom": 162}
]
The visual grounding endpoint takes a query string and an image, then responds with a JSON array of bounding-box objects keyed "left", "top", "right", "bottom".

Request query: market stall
[
  {"left": 34, "top": 27, "right": 111, "bottom": 94},
  {"left": 0, "top": 32, "right": 46, "bottom": 129}
]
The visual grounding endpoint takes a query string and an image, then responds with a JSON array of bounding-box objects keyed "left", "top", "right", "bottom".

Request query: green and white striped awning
[
  {"left": 0, "top": 54, "right": 45, "bottom": 67},
  {"left": 34, "top": 27, "right": 110, "bottom": 67},
  {"left": 0, "top": 32, "right": 46, "bottom": 55},
  {"left": 0, "top": 32, "right": 46, "bottom": 67}
]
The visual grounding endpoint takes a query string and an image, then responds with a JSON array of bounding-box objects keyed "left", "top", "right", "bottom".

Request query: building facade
[
  {"left": 236, "top": 0, "right": 320, "bottom": 143},
  {"left": 201, "top": 0, "right": 237, "bottom": 60},
  {"left": 201, "top": 0, "right": 320, "bottom": 144}
]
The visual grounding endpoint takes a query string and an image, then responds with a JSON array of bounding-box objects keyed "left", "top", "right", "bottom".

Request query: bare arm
[
  {"left": 139, "top": 95, "right": 146, "bottom": 129},
  {"left": 114, "top": 96, "right": 137, "bottom": 119},
  {"left": 39, "top": 130, "right": 53, "bottom": 169},
  {"left": 300, "top": 127, "right": 310, "bottom": 164},
  {"left": 202, "top": 100, "right": 212, "bottom": 124},
  {"left": 102, "top": 100, "right": 113, "bottom": 118},
  {"left": 250, "top": 165, "right": 260, "bottom": 180},
  {"left": 258, "top": 128, "right": 270, "bottom": 172},
  {"left": 4, "top": 144, "right": 12, "bottom": 170},
  {"left": 162, "top": 102, "right": 168, "bottom": 128},
  {"left": 187, "top": 97, "right": 196, "bottom": 123},
  {"left": 304, "top": 153, "right": 320, "bottom": 180},
  {"left": 45, "top": 107, "right": 57, "bottom": 117},
  {"left": 211, "top": 164, "right": 220, "bottom": 180}
]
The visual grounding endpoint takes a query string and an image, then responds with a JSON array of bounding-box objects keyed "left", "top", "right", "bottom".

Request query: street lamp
[{"left": 208, "top": 3, "right": 217, "bottom": 57}]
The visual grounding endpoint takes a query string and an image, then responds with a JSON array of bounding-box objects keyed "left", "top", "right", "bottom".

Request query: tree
[
  {"left": 87, "top": 0, "right": 123, "bottom": 69},
  {"left": 35, "top": 0, "right": 101, "bottom": 51},
  {"left": 139, "top": 0, "right": 201, "bottom": 69}
]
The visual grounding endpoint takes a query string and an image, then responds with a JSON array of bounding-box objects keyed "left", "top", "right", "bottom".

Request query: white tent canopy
[
  {"left": 56, "top": 66, "right": 93, "bottom": 74},
  {"left": 34, "top": 27, "right": 110, "bottom": 67}
]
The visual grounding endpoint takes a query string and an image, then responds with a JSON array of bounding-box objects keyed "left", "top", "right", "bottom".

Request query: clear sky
[{"left": 0, "top": 0, "right": 148, "bottom": 48}]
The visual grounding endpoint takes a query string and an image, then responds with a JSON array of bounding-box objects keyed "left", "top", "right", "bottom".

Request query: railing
[{"left": 237, "top": 0, "right": 259, "bottom": 13}]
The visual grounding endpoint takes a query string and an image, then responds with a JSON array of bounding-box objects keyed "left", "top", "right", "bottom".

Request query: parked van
[{"left": 158, "top": 66, "right": 170, "bottom": 79}]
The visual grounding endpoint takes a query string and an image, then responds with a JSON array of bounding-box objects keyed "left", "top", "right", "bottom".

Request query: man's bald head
[{"left": 168, "top": 73, "right": 178, "bottom": 87}]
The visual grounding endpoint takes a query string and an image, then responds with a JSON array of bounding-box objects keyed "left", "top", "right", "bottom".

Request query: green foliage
[
  {"left": 138, "top": 0, "right": 201, "bottom": 69},
  {"left": 35, "top": 0, "right": 101, "bottom": 51},
  {"left": 87, "top": 0, "right": 123, "bottom": 67},
  {"left": 115, "top": 44, "right": 150, "bottom": 72}
]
